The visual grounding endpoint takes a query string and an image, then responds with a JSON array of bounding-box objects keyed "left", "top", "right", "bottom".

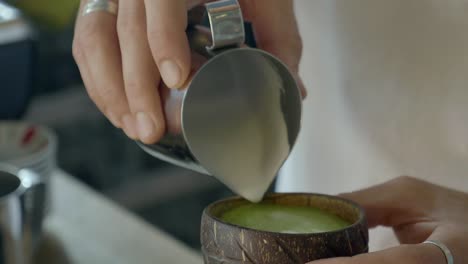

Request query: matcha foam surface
[{"left": 220, "top": 203, "right": 351, "bottom": 234}]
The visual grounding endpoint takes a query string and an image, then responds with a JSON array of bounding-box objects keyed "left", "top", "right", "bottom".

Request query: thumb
[{"left": 240, "top": 0, "right": 307, "bottom": 98}]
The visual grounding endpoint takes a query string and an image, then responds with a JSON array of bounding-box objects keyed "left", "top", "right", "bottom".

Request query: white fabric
[{"left": 277, "top": 0, "right": 468, "bottom": 251}]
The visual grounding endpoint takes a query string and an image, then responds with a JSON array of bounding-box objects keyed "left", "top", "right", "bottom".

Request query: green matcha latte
[{"left": 220, "top": 202, "right": 351, "bottom": 234}]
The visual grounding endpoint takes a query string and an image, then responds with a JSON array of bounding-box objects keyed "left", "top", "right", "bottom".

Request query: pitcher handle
[{"left": 204, "top": 0, "right": 245, "bottom": 51}]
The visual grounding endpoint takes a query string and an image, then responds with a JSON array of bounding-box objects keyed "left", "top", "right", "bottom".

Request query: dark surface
[
  {"left": 0, "top": 39, "right": 36, "bottom": 119},
  {"left": 201, "top": 193, "right": 369, "bottom": 264},
  {"left": 137, "top": 187, "right": 234, "bottom": 250}
]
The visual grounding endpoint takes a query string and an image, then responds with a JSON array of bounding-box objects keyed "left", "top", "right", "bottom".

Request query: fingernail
[
  {"left": 136, "top": 112, "right": 155, "bottom": 142},
  {"left": 159, "top": 59, "right": 181, "bottom": 88},
  {"left": 107, "top": 112, "right": 121, "bottom": 128},
  {"left": 294, "top": 74, "right": 308, "bottom": 99},
  {"left": 122, "top": 114, "right": 137, "bottom": 140}
]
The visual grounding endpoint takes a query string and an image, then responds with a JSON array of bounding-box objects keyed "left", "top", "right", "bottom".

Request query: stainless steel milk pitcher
[{"left": 137, "top": 0, "right": 302, "bottom": 176}]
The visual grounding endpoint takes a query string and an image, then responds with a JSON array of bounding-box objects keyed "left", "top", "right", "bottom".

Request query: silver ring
[
  {"left": 82, "top": 0, "right": 118, "bottom": 16},
  {"left": 423, "top": 240, "right": 454, "bottom": 264}
]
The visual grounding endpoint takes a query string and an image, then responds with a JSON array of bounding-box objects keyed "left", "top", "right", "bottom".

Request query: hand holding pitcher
[{"left": 73, "top": 0, "right": 306, "bottom": 144}]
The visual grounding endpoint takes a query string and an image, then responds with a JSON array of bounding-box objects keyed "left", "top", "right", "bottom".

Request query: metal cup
[
  {"left": 0, "top": 122, "right": 57, "bottom": 249},
  {"left": 0, "top": 165, "right": 46, "bottom": 264},
  {"left": 138, "top": 0, "right": 302, "bottom": 179}
]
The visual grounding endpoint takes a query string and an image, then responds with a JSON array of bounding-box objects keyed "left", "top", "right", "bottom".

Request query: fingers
[
  {"left": 117, "top": 0, "right": 165, "bottom": 143},
  {"left": 73, "top": 1, "right": 131, "bottom": 129},
  {"left": 239, "top": 0, "right": 307, "bottom": 98},
  {"left": 339, "top": 176, "right": 436, "bottom": 228},
  {"left": 161, "top": 52, "right": 208, "bottom": 134},
  {"left": 308, "top": 244, "right": 445, "bottom": 264},
  {"left": 144, "top": 0, "right": 191, "bottom": 88}
]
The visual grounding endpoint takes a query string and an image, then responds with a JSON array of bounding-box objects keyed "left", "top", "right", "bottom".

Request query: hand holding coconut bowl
[
  {"left": 202, "top": 177, "right": 467, "bottom": 264},
  {"left": 75, "top": 0, "right": 468, "bottom": 263}
]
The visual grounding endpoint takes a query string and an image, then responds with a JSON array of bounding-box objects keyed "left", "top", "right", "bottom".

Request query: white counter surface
[{"left": 36, "top": 170, "right": 203, "bottom": 264}]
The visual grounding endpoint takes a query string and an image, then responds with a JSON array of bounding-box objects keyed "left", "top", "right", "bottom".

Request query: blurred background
[{"left": 0, "top": 0, "right": 235, "bottom": 250}]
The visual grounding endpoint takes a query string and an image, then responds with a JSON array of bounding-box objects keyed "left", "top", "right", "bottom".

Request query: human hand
[
  {"left": 72, "top": 0, "right": 306, "bottom": 144},
  {"left": 308, "top": 176, "right": 468, "bottom": 264}
]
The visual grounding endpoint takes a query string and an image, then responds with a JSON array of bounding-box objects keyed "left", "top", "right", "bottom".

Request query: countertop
[{"left": 36, "top": 169, "right": 203, "bottom": 264}]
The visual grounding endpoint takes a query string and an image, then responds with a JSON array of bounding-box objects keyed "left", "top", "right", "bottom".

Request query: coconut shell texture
[{"left": 201, "top": 193, "right": 368, "bottom": 264}]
